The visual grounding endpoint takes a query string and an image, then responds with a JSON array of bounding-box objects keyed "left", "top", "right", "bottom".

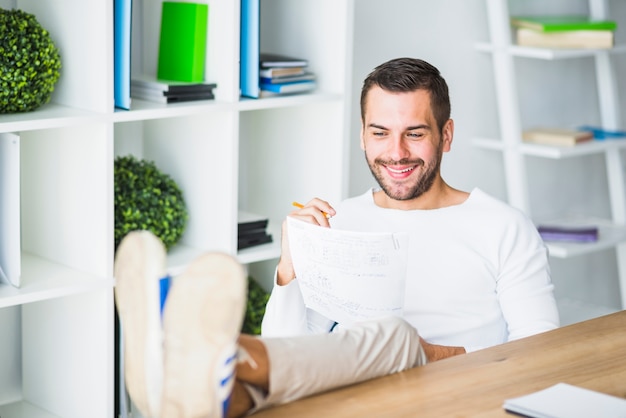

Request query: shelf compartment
[
  {"left": 475, "top": 42, "right": 626, "bottom": 59},
  {"left": 537, "top": 218, "right": 626, "bottom": 259},
  {"left": 0, "top": 253, "right": 111, "bottom": 309},
  {"left": 0, "top": 400, "right": 60, "bottom": 418},
  {"left": 110, "top": 92, "right": 345, "bottom": 124},
  {"left": 238, "top": 92, "right": 343, "bottom": 112},
  {"left": 0, "top": 104, "right": 102, "bottom": 134},
  {"left": 112, "top": 98, "right": 235, "bottom": 123},
  {"left": 114, "top": 111, "right": 239, "bottom": 256},
  {"left": 472, "top": 137, "right": 626, "bottom": 159}
]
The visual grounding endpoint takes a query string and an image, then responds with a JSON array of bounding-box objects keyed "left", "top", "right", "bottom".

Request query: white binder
[{"left": 0, "top": 132, "right": 21, "bottom": 287}]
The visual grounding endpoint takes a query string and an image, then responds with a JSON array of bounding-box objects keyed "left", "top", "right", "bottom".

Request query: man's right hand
[{"left": 276, "top": 198, "right": 336, "bottom": 286}]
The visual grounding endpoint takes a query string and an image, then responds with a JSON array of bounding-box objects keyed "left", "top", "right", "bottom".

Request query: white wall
[{"left": 348, "top": 0, "right": 626, "bottom": 318}]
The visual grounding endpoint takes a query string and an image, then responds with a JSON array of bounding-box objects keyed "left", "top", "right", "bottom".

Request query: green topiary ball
[
  {"left": 0, "top": 8, "right": 62, "bottom": 113},
  {"left": 242, "top": 276, "right": 270, "bottom": 335},
  {"left": 114, "top": 155, "right": 188, "bottom": 251}
]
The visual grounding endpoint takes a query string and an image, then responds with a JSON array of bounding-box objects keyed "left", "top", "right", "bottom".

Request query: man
[
  {"left": 262, "top": 57, "right": 559, "bottom": 357},
  {"left": 115, "top": 58, "right": 559, "bottom": 418}
]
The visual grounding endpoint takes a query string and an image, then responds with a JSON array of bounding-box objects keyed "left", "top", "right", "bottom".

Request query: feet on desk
[
  {"left": 114, "top": 230, "right": 247, "bottom": 418},
  {"left": 114, "top": 230, "right": 167, "bottom": 417}
]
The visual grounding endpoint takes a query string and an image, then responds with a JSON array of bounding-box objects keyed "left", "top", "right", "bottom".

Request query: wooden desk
[{"left": 253, "top": 310, "right": 626, "bottom": 417}]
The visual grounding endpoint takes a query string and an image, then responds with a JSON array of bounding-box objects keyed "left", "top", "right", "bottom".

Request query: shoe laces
[{"left": 236, "top": 346, "right": 258, "bottom": 370}]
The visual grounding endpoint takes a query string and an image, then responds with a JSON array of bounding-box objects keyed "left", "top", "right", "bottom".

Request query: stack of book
[
  {"left": 511, "top": 15, "right": 617, "bottom": 49},
  {"left": 238, "top": 211, "right": 273, "bottom": 250},
  {"left": 259, "top": 53, "right": 316, "bottom": 97},
  {"left": 131, "top": 75, "right": 217, "bottom": 104}
]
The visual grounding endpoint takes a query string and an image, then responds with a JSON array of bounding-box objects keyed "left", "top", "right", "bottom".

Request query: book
[
  {"left": 114, "top": 0, "right": 132, "bottom": 110},
  {"left": 522, "top": 128, "right": 594, "bottom": 146},
  {"left": 259, "top": 67, "right": 306, "bottom": 78},
  {"left": 238, "top": 231, "right": 273, "bottom": 250},
  {"left": 0, "top": 133, "right": 21, "bottom": 288},
  {"left": 259, "top": 80, "right": 316, "bottom": 95},
  {"left": 131, "top": 75, "right": 216, "bottom": 94},
  {"left": 578, "top": 125, "right": 626, "bottom": 140},
  {"left": 240, "top": 0, "right": 260, "bottom": 98},
  {"left": 260, "top": 53, "right": 308, "bottom": 68},
  {"left": 260, "top": 72, "right": 316, "bottom": 84},
  {"left": 157, "top": 1, "right": 208, "bottom": 82},
  {"left": 510, "top": 15, "right": 618, "bottom": 32},
  {"left": 503, "top": 383, "right": 626, "bottom": 418},
  {"left": 238, "top": 211, "right": 269, "bottom": 235},
  {"left": 516, "top": 27, "right": 614, "bottom": 49},
  {"left": 131, "top": 88, "right": 214, "bottom": 104},
  {"left": 537, "top": 225, "right": 599, "bottom": 243}
]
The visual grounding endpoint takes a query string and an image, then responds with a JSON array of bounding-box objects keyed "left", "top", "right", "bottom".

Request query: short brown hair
[{"left": 360, "top": 58, "right": 451, "bottom": 133}]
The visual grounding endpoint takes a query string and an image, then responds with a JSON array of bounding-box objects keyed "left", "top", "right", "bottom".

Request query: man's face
[{"left": 360, "top": 86, "right": 452, "bottom": 202}]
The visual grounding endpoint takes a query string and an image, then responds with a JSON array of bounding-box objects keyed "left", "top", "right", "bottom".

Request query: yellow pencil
[{"left": 292, "top": 201, "right": 330, "bottom": 218}]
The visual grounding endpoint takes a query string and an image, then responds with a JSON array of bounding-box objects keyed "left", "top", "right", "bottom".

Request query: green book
[
  {"left": 510, "top": 15, "right": 617, "bottom": 32},
  {"left": 157, "top": 2, "right": 209, "bottom": 82}
]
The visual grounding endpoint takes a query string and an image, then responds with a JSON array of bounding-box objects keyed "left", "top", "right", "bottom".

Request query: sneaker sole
[
  {"left": 161, "top": 252, "right": 247, "bottom": 418},
  {"left": 114, "top": 230, "right": 167, "bottom": 417}
]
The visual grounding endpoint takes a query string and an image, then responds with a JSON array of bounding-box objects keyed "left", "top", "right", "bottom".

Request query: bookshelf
[
  {"left": 0, "top": 0, "right": 354, "bottom": 416},
  {"left": 474, "top": 0, "right": 626, "bottom": 323}
]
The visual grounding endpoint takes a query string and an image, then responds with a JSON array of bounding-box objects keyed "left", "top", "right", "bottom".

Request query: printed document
[{"left": 286, "top": 217, "right": 408, "bottom": 326}]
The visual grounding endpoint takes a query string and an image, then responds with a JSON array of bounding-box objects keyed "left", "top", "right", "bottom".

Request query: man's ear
[
  {"left": 360, "top": 123, "right": 366, "bottom": 150},
  {"left": 442, "top": 119, "right": 454, "bottom": 152}
]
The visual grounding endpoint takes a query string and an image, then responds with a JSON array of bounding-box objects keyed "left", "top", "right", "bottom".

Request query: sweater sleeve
[
  {"left": 261, "top": 268, "right": 335, "bottom": 337},
  {"left": 496, "top": 214, "right": 560, "bottom": 342}
]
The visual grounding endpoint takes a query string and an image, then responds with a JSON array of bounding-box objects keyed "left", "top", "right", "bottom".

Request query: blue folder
[{"left": 240, "top": 0, "right": 260, "bottom": 98}]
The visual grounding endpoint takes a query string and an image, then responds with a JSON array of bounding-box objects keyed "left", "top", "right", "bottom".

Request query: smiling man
[{"left": 263, "top": 57, "right": 559, "bottom": 360}]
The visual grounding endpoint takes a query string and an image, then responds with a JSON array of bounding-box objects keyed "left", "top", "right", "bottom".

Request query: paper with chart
[{"left": 287, "top": 217, "right": 408, "bottom": 326}]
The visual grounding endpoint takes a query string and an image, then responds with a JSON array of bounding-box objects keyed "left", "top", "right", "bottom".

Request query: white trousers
[{"left": 247, "top": 316, "right": 426, "bottom": 413}]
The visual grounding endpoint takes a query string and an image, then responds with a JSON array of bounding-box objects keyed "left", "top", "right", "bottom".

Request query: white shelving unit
[
  {"left": 475, "top": 0, "right": 626, "bottom": 322},
  {"left": 0, "top": 0, "right": 354, "bottom": 416}
]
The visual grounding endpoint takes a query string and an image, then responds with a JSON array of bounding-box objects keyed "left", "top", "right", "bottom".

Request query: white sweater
[{"left": 261, "top": 188, "right": 560, "bottom": 352}]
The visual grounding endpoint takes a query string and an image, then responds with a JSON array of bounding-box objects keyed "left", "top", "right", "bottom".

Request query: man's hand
[
  {"left": 420, "top": 338, "right": 466, "bottom": 362},
  {"left": 276, "top": 198, "right": 336, "bottom": 286}
]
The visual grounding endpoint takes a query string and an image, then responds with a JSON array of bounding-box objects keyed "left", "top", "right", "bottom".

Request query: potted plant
[
  {"left": 0, "top": 8, "right": 61, "bottom": 113},
  {"left": 114, "top": 155, "right": 188, "bottom": 251}
]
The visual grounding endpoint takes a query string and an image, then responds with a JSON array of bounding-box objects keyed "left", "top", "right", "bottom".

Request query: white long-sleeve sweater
[{"left": 261, "top": 188, "right": 560, "bottom": 352}]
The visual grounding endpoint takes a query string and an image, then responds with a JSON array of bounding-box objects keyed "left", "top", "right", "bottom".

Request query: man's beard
[{"left": 365, "top": 151, "right": 441, "bottom": 201}]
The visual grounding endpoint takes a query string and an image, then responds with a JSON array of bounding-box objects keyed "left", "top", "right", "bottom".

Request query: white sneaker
[
  {"left": 114, "top": 230, "right": 168, "bottom": 417},
  {"left": 160, "top": 252, "right": 247, "bottom": 418}
]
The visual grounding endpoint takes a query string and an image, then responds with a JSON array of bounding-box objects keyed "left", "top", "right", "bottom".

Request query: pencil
[{"left": 292, "top": 201, "right": 330, "bottom": 218}]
